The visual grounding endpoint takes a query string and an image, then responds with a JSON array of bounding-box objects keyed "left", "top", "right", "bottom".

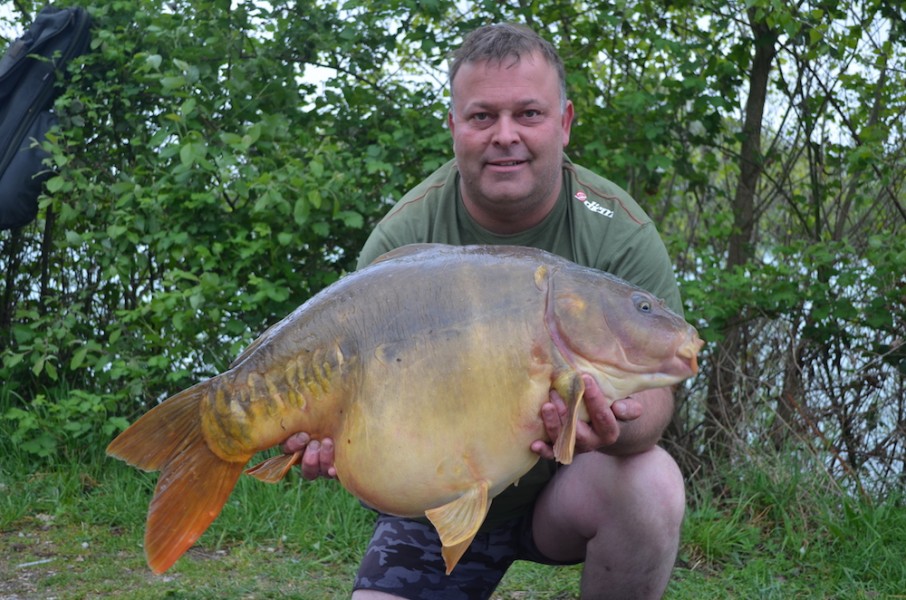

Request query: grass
[{"left": 2, "top": 435, "right": 904, "bottom": 599}]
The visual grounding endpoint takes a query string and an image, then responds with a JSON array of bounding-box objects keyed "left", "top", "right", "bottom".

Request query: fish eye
[{"left": 633, "top": 293, "right": 653, "bottom": 313}]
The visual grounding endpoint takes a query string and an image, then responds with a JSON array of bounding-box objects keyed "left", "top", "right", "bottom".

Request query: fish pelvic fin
[
  {"left": 245, "top": 451, "right": 303, "bottom": 483},
  {"left": 424, "top": 480, "right": 490, "bottom": 575},
  {"left": 551, "top": 372, "right": 586, "bottom": 465},
  {"left": 106, "top": 382, "right": 248, "bottom": 574}
]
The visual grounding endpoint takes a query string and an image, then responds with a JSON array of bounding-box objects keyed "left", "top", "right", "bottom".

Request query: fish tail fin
[
  {"left": 106, "top": 382, "right": 247, "bottom": 574},
  {"left": 144, "top": 440, "right": 245, "bottom": 574}
]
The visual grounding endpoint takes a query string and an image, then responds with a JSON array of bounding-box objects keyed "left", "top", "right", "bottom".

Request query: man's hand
[
  {"left": 281, "top": 433, "right": 337, "bottom": 480},
  {"left": 531, "top": 374, "right": 665, "bottom": 459}
]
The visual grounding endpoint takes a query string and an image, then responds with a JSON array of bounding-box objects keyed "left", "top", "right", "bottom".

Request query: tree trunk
[
  {"left": 1, "top": 229, "right": 24, "bottom": 351},
  {"left": 704, "top": 9, "right": 778, "bottom": 459},
  {"left": 771, "top": 334, "right": 807, "bottom": 449}
]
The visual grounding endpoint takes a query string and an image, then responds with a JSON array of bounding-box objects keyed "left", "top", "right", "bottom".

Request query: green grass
[{"left": 2, "top": 437, "right": 904, "bottom": 599}]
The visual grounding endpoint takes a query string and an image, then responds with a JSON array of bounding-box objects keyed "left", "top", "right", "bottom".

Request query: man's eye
[{"left": 472, "top": 112, "right": 490, "bottom": 121}]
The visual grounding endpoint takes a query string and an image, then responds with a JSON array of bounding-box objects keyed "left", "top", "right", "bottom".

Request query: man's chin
[
  {"left": 478, "top": 191, "right": 530, "bottom": 208},
  {"left": 478, "top": 179, "right": 533, "bottom": 202}
]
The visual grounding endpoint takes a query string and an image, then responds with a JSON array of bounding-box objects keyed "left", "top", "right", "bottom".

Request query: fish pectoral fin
[
  {"left": 552, "top": 372, "right": 585, "bottom": 465},
  {"left": 424, "top": 480, "right": 491, "bottom": 575},
  {"left": 245, "top": 452, "right": 303, "bottom": 483}
]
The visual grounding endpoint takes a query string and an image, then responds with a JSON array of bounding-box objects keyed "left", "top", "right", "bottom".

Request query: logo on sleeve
[{"left": 574, "top": 191, "right": 614, "bottom": 218}]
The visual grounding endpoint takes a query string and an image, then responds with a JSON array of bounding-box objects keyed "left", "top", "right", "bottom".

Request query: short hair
[{"left": 448, "top": 23, "right": 568, "bottom": 111}]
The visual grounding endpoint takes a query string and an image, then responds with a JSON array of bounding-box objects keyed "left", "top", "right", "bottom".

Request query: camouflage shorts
[{"left": 352, "top": 512, "right": 579, "bottom": 600}]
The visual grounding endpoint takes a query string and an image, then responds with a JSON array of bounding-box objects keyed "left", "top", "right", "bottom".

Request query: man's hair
[{"left": 448, "top": 23, "right": 568, "bottom": 111}]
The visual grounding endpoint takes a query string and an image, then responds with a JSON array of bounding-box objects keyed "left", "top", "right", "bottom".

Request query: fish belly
[
  {"left": 332, "top": 326, "right": 553, "bottom": 517},
  {"left": 335, "top": 405, "right": 544, "bottom": 517}
]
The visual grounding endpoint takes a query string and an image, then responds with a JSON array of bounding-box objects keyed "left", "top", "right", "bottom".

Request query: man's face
[{"left": 448, "top": 52, "right": 574, "bottom": 233}]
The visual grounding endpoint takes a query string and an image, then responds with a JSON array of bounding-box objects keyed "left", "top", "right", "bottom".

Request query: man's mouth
[{"left": 487, "top": 159, "right": 527, "bottom": 167}]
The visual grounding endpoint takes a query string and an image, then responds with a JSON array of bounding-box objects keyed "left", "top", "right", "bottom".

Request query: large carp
[{"left": 107, "top": 243, "right": 703, "bottom": 575}]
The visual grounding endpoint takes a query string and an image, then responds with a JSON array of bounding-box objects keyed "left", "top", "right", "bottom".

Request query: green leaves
[
  {"left": 2, "top": 392, "right": 127, "bottom": 459},
  {"left": 178, "top": 138, "right": 208, "bottom": 168},
  {"left": 0, "top": 0, "right": 902, "bottom": 492},
  {"left": 683, "top": 238, "right": 905, "bottom": 347}
]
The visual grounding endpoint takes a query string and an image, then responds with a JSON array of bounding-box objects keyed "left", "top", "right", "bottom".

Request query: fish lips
[{"left": 678, "top": 332, "right": 705, "bottom": 375}]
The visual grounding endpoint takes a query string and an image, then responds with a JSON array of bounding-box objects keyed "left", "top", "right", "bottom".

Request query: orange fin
[
  {"left": 106, "top": 381, "right": 248, "bottom": 574},
  {"left": 245, "top": 451, "right": 302, "bottom": 483},
  {"left": 551, "top": 372, "right": 585, "bottom": 465},
  {"left": 106, "top": 381, "right": 209, "bottom": 471},
  {"left": 145, "top": 440, "right": 245, "bottom": 573},
  {"left": 424, "top": 481, "right": 490, "bottom": 575}
]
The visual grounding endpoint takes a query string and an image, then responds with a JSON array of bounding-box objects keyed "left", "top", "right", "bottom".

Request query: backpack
[{"left": 0, "top": 5, "right": 91, "bottom": 231}]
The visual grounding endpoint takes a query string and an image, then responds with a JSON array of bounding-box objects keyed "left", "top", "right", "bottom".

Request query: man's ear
[{"left": 561, "top": 101, "right": 574, "bottom": 147}]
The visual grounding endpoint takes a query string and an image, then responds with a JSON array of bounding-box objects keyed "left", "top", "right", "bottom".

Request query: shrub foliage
[{"left": 1, "top": 0, "right": 903, "bottom": 497}]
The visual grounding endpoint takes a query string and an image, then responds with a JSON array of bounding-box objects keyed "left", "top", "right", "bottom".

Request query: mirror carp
[{"left": 107, "top": 243, "right": 703, "bottom": 575}]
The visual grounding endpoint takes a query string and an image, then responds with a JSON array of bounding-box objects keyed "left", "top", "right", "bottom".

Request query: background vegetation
[{"left": 1, "top": 0, "right": 904, "bottom": 597}]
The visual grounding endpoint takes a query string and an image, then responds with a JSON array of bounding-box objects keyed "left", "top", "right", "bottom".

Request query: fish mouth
[{"left": 678, "top": 333, "right": 705, "bottom": 375}]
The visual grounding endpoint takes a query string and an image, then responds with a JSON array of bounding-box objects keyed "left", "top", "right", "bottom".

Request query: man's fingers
[
  {"left": 611, "top": 398, "right": 643, "bottom": 421},
  {"left": 580, "top": 373, "right": 603, "bottom": 402},
  {"left": 301, "top": 440, "right": 322, "bottom": 480},
  {"left": 548, "top": 388, "right": 568, "bottom": 414},
  {"left": 540, "top": 401, "right": 563, "bottom": 437},
  {"left": 320, "top": 438, "right": 337, "bottom": 478},
  {"left": 282, "top": 432, "right": 311, "bottom": 454},
  {"left": 531, "top": 439, "right": 555, "bottom": 460},
  {"left": 298, "top": 437, "right": 338, "bottom": 480}
]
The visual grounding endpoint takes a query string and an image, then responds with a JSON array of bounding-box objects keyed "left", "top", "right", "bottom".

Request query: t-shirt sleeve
[
  {"left": 355, "top": 201, "right": 441, "bottom": 268},
  {"left": 355, "top": 160, "right": 457, "bottom": 270},
  {"left": 603, "top": 223, "right": 684, "bottom": 316},
  {"left": 356, "top": 224, "right": 407, "bottom": 269}
]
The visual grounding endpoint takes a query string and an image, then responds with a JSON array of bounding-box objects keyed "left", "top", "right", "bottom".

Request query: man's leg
[
  {"left": 530, "top": 446, "right": 685, "bottom": 599},
  {"left": 351, "top": 514, "right": 518, "bottom": 600}
]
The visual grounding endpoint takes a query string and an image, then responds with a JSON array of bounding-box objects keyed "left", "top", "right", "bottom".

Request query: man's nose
[{"left": 491, "top": 115, "right": 520, "bottom": 146}]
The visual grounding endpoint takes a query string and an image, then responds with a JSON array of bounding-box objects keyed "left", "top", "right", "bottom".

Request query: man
[{"left": 284, "top": 23, "right": 686, "bottom": 600}]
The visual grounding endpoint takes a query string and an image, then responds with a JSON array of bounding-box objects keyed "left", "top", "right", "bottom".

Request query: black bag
[{"left": 0, "top": 5, "right": 91, "bottom": 230}]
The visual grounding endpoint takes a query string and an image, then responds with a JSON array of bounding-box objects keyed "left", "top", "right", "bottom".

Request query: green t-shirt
[{"left": 355, "top": 157, "right": 683, "bottom": 527}]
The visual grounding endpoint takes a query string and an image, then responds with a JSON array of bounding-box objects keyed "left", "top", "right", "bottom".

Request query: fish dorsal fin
[
  {"left": 424, "top": 480, "right": 490, "bottom": 574},
  {"left": 551, "top": 372, "right": 586, "bottom": 465},
  {"left": 369, "top": 243, "right": 443, "bottom": 265},
  {"left": 229, "top": 319, "right": 282, "bottom": 369},
  {"left": 245, "top": 451, "right": 303, "bottom": 483}
]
